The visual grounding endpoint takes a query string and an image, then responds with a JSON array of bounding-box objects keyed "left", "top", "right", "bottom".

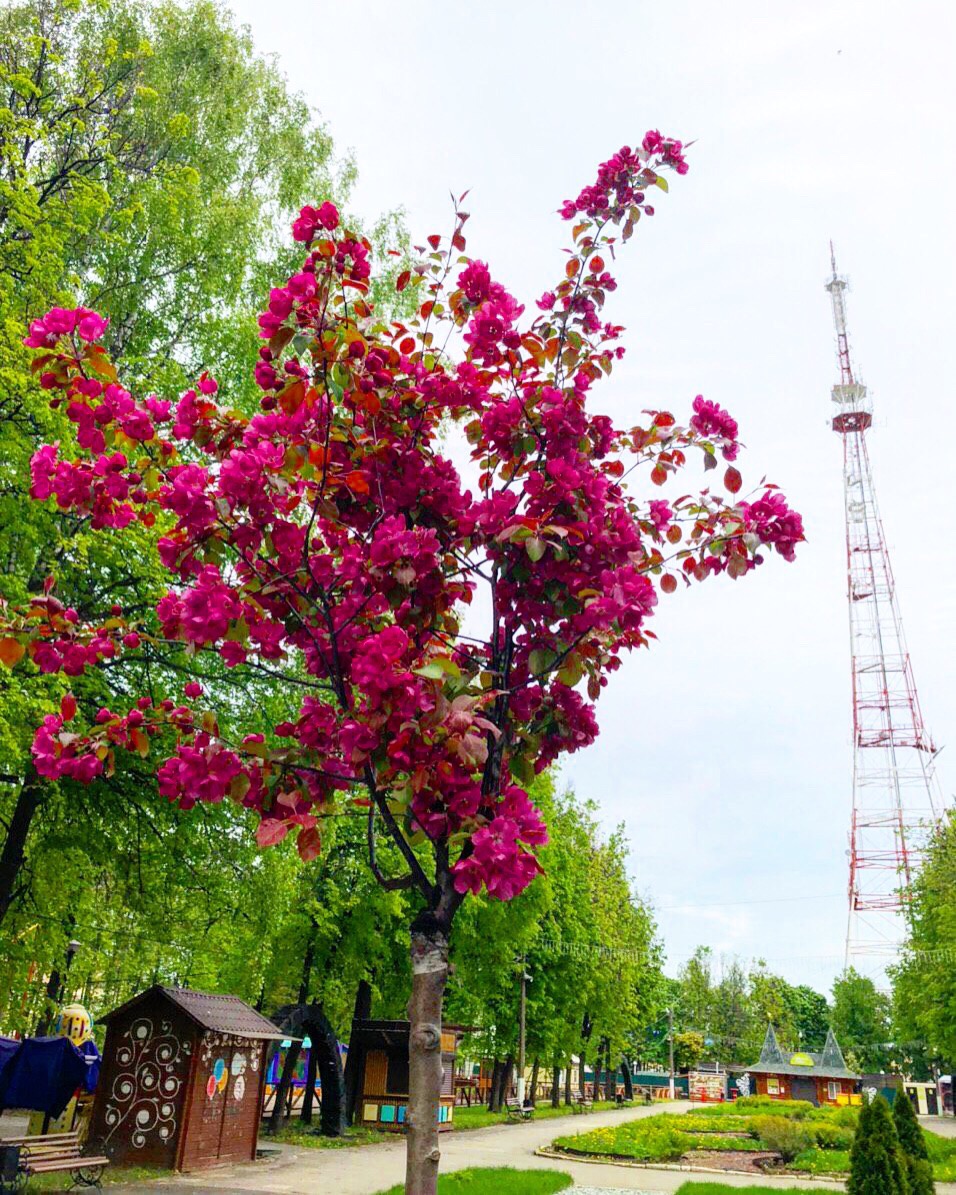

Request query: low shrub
[
  {"left": 752, "top": 1116, "right": 813, "bottom": 1162},
  {"left": 734, "top": 1096, "right": 813, "bottom": 1118},
  {"left": 812, "top": 1122, "right": 855, "bottom": 1150}
]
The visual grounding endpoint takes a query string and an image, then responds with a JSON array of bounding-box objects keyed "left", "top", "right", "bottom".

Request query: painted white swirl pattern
[{"left": 103, "top": 1017, "right": 192, "bottom": 1150}]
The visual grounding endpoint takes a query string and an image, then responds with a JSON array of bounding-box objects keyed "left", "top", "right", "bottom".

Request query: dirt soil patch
[{"left": 682, "top": 1149, "right": 779, "bottom": 1173}]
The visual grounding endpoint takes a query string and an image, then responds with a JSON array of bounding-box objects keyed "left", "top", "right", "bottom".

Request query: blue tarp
[
  {"left": 0, "top": 1037, "right": 18, "bottom": 1083},
  {"left": 0, "top": 1036, "right": 88, "bottom": 1118}
]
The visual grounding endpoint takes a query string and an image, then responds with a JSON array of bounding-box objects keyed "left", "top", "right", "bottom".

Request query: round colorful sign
[{"left": 789, "top": 1052, "right": 814, "bottom": 1067}]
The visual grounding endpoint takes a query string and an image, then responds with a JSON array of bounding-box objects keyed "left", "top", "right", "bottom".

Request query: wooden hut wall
[
  {"left": 178, "top": 1033, "right": 267, "bottom": 1170},
  {"left": 90, "top": 994, "right": 196, "bottom": 1168}
]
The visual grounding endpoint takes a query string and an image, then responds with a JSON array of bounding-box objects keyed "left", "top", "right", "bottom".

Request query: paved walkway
[{"left": 106, "top": 1106, "right": 956, "bottom": 1194}]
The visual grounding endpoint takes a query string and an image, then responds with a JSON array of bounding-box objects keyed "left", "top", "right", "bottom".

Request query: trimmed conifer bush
[
  {"left": 893, "top": 1091, "right": 935, "bottom": 1195},
  {"left": 848, "top": 1094, "right": 909, "bottom": 1195}
]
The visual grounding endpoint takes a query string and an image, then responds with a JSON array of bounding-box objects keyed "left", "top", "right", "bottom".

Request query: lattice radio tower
[{"left": 825, "top": 247, "right": 945, "bottom": 969}]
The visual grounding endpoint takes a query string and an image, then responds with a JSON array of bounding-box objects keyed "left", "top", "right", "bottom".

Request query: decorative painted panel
[{"left": 102, "top": 1016, "right": 192, "bottom": 1154}]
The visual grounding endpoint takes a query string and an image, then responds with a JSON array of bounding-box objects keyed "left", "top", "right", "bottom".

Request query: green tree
[
  {"left": 832, "top": 968, "right": 893, "bottom": 1072},
  {"left": 0, "top": 0, "right": 404, "bottom": 969},
  {"left": 848, "top": 1095, "right": 909, "bottom": 1195},
  {"left": 741, "top": 964, "right": 796, "bottom": 1060},
  {"left": 711, "top": 957, "right": 750, "bottom": 1060},
  {"left": 892, "top": 811, "right": 956, "bottom": 1074},
  {"left": 672, "top": 1030, "right": 705, "bottom": 1070},
  {"left": 893, "top": 1089, "right": 935, "bottom": 1195},
  {"left": 675, "top": 946, "right": 714, "bottom": 1039},
  {"left": 784, "top": 984, "right": 831, "bottom": 1052}
]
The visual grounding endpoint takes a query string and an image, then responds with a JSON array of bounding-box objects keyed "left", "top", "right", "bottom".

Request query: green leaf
[
  {"left": 654, "top": 175, "right": 669, "bottom": 192},
  {"left": 526, "top": 537, "right": 546, "bottom": 562},
  {"left": 413, "top": 662, "right": 445, "bottom": 680}
]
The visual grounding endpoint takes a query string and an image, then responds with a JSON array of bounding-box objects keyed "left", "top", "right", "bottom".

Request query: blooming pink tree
[{"left": 3, "top": 133, "right": 801, "bottom": 1193}]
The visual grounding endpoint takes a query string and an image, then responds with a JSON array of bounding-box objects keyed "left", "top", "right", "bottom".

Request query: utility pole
[
  {"left": 516, "top": 956, "right": 528, "bottom": 1106},
  {"left": 667, "top": 1007, "right": 675, "bottom": 1101}
]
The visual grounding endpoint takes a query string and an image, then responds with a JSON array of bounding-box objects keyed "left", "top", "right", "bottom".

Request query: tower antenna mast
[{"left": 825, "top": 249, "right": 945, "bottom": 970}]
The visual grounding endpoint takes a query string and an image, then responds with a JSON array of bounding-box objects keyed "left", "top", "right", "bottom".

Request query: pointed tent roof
[
  {"left": 821, "top": 1027, "right": 849, "bottom": 1071},
  {"left": 758, "top": 1023, "right": 787, "bottom": 1068},
  {"left": 747, "top": 1023, "right": 859, "bottom": 1081}
]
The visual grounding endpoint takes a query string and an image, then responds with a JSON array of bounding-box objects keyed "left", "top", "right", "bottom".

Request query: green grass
[
  {"left": 788, "top": 1129, "right": 956, "bottom": 1181},
  {"left": 454, "top": 1098, "right": 622, "bottom": 1130},
  {"left": 275, "top": 1122, "right": 392, "bottom": 1148},
  {"left": 24, "top": 1164, "right": 165, "bottom": 1190},
  {"left": 374, "top": 1167, "right": 573, "bottom": 1195}
]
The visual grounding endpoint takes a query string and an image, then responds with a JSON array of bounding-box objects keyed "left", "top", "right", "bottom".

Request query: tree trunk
[
  {"left": 486, "top": 1059, "right": 501, "bottom": 1112},
  {"left": 604, "top": 1040, "right": 615, "bottom": 1101},
  {"left": 579, "top": 1012, "right": 592, "bottom": 1096},
  {"left": 564, "top": 1063, "right": 572, "bottom": 1105},
  {"left": 405, "top": 916, "right": 449, "bottom": 1195},
  {"left": 551, "top": 1065, "right": 560, "bottom": 1108},
  {"left": 267, "top": 1040, "right": 302, "bottom": 1136},
  {"left": 344, "top": 978, "right": 372, "bottom": 1125},
  {"left": 620, "top": 1056, "right": 633, "bottom": 1101},
  {"left": 529, "top": 1056, "right": 540, "bottom": 1107},
  {"left": 500, "top": 1055, "right": 514, "bottom": 1107},
  {"left": 0, "top": 772, "right": 42, "bottom": 927}
]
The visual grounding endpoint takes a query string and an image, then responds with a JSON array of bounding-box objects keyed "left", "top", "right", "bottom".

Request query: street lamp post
[
  {"left": 516, "top": 957, "right": 530, "bottom": 1106},
  {"left": 667, "top": 1007, "right": 675, "bottom": 1101}
]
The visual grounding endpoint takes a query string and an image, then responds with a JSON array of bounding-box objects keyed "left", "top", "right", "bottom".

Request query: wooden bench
[
  {"left": 570, "top": 1093, "right": 593, "bottom": 1113},
  {"left": 504, "top": 1097, "right": 534, "bottom": 1122},
  {"left": 0, "top": 1130, "right": 109, "bottom": 1191}
]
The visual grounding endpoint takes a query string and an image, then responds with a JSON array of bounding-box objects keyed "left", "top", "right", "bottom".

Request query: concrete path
[{"left": 107, "top": 1104, "right": 956, "bottom": 1194}]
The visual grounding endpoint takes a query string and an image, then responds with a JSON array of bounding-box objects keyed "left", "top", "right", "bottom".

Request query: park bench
[
  {"left": 0, "top": 1129, "right": 109, "bottom": 1192},
  {"left": 504, "top": 1097, "right": 534, "bottom": 1122},
  {"left": 571, "top": 1093, "right": 593, "bottom": 1113}
]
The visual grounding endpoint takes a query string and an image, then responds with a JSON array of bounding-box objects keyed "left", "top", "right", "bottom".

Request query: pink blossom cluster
[
  {"left": 24, "top": 306, "right": 109, "bottom": 347},
  {"left": 689, "top": 395, "right": 740, "bottom": 460},
  {"left": 740, "top": 491, "right": 805, "bottom": 563},
  {"left": 157, "top": 733, "right": 244, "bottom": 810},
  {"left": 452, "top": 786, "right": 548, "bottom": 900},
  {"left": 559, "top": 132, "right": 687, "bottom": 223}
]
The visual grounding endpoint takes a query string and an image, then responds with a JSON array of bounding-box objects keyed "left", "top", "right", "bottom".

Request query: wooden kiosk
[
  {"left": 349, "top": 1018, "right": 460, "bottom": 1131},
  {"left": 89, "top": 985, "right": 285, "bottom": 1171}
]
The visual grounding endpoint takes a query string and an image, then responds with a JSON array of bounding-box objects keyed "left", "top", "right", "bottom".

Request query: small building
[
  {"left": 89, "top": 985, "right": 285, "bottom": 1171},
  {"left": 349, "top": 1018, "right": 460, "bottom": 1131},
  {"left": 744, "top": 1024, "right": 859, "bottom": 1106},
  {"left": 862, "top": 1073, "right": 942, "bottom": 1116}
]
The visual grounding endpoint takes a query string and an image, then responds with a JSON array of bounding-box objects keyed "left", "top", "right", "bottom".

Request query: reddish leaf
[
  {"left": 0, "top": 639, "right": 25, "bottom": 668},
  {"left": 724, "top": 466, "right": 742, "bottom": 494},
  {"left": 297, "top": 826, "right": 322, "bottom": 862},
  {"left": 345, "top": 471, "right": 370, "bottom": 496},
  {"left": 427, "top": 235, "right": 442, "bottom": 250},
  {"left": 256, "top": 819, "right": 289, "bottom": 848},
  {"left": 660, "top": 574, "right": 678, "bottom": 594},
  {"left": 651, "top": 464, "right": 668, "bottom": 486},
  {"left": 396, "top": 270, "right": 411, "bottom": 292},
  {"left": 60, "top": 693, "right": 77, "bottom": 722},
  {"left": 399, "top": 337, "right": 416, "bottom": 354}
]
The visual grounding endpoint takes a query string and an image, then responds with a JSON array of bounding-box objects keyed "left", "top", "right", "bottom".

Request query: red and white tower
[{"left": 826, "top": 246, "right": 945, "bottom": 968}]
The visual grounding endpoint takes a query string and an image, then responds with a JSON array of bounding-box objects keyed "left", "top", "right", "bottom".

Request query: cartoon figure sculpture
[{"left": 27, "top": 1002, "right": 101, "bottom": 1135}]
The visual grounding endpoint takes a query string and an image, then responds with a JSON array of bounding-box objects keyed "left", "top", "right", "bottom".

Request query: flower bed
[{"left": 551, "top": 1098, "right": 956, "bottom": 1180}]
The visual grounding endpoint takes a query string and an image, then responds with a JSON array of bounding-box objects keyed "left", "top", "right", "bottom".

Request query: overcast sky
[{"left": 227, "top": 0, "right": 956, "bottom": 993}]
